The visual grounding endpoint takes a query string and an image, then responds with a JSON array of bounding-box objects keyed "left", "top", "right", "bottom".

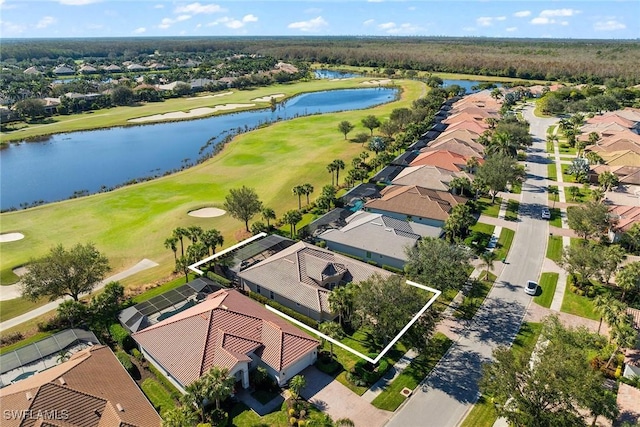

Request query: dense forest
[{"left": 2, "top": 37, "right": 640, "bottom": 85}]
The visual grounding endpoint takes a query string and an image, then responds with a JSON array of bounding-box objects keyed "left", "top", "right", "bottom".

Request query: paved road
[
  {"left": 386, "top": 105, "right": 559, "bottom": 427},
  {"left": 0, "top": 259, "right": 158, "bottom": 331}
]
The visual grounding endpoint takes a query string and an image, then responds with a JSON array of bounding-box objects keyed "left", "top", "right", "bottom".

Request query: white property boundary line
[
  {"left": 266, "top": 280, "right": 440, "bottom": 364},
  {"left": 187, "top": 233, "right": 441, "bottom": 365}
]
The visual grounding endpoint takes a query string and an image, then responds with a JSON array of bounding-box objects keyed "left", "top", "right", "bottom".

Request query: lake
[{"left": 0, "top": 87, "right": 398, "bottom": 211}]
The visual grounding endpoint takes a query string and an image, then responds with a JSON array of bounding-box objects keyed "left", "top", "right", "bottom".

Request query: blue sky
[{"left": 1, "top": 0, "right": 638, "bottom": 39}]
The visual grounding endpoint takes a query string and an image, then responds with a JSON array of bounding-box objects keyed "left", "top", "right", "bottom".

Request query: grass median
[{"left": 0, "top": 79, "right": 422, "bottom": 294}]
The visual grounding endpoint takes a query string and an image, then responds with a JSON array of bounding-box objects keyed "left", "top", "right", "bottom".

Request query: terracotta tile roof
[
  {"left": 364, "top": 185, "right": 467, "bottom": 221},
  {"left": 133, "top": 289, "right": 319, "bottom": 388},
  {"left": 409, "top": 149, "right": 481, "bottom": 172},
  {"left": 435, "top": 128, "right": 481, "bottom": 142},
  {"left": 444, "top": 120, "right": 489, "bottom": 135},
  {"left": 0, "top": 346, "right": 161, "bottom": 427},
  {"left": 586, "top": 139, "right": 640, "bottom": 154},
  {"left": 392, "top": 165, "right": 472, "bottom": 190},
  {"left": 616, "top": 107, "right": 640, "bottom": 122},
  {"left": 238, "top": 242, "right": 390, "bottom": 316},
  {"left": 586, "top": 113, "right": 636, "bottom": 128},
  {"left": 423, "top": 137, "right": 485, "bottom": 158},
  {"left": 601, "top": 150, "right": 640, "bottom": 167},
  {"left": 581, "top": 122, "right": 630, "bottom": 135},
  {"left": 608, "top": 205, "right": 640, "bottom": 232},
  {"left": 442, "top": 112, "right": 493, "bottom": 126}
]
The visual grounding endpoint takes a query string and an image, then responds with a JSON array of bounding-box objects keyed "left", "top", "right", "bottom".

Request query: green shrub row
[
  {"left": 147, "top": 363, "right": 183, "bottom": 399},
  {"left": 109, "top": 323, "right": 134, "bottom": 351},
  {"left": 205, "top": 271, "right": 232, "bottom": 286},
  {"left": 381, "top": 264, "right": 404, "bottom": 274},
  {"left": 247, "top": 291, "right": 319, "bottom": 329},
  {"left": 116, "top": 350, "right": 134, "bottom": 374}
]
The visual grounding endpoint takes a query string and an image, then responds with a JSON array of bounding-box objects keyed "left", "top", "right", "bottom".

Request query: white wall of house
[
  {"left": 364, "top": 207, "right": 445, "bottom": 228},
  {"left": 229, "top": 362, "right": 250, "bottom": 389},
  {"left": 324, "top": 240, "right": 405, "bottom": 269},
  {"left": 264, "top": 349, "right": 318, "bottom": 386},
  {"left": 241, "top": 278, "right": 324, "bottom": 321}
]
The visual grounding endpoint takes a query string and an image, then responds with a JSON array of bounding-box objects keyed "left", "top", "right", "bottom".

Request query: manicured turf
[
  {"left": 505, "top": 200, "right": 519, "bottom": 221},
  {"left": 549, "top": 208, "right": 562, "bottom": 228},
  {"left": 371, "top": 333, "right": 452, "bottom": 411},
  {"left": 546, "top": 235, "right": 564, "bottom": 262},
  {"left": 455, "top": 273, "right": 495, "bottom": 320},
  {"left": 477, "top": 197, "right": 502, "bottom": 218},
  {"left": 547, "top": 163, "right": 557, "bottom": 181},
  {"left": 230, "top": 401, "right": 327, "bottom": 427},
  {"left": 561, "top": 287, "right": 599, "bottom": 320},
  {"left": 534, "top": 272, "right": 559, "bottom": 308},
  {"left": 141, "top": 378, "right": 176, "bottom": 416},
  {"left": 0, "top": 79, "right": 424, "bottom": 295},
  {"left": 494, "top": 228, "right": 515, "bottom": 261},
  {"left": 0, "top": 297, "right": 49, "bottom": 322}
]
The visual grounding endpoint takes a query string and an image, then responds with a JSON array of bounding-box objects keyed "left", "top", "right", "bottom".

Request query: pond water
[{"left": 0, "top": 87, "right": 398, "bottom": 211}]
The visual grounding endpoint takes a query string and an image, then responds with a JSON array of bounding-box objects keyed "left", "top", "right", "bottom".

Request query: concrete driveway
[
  {"left": 299, "top": 366, "right": 392, "bottom": 427},
  {"left": 386, "top": 104, "right": 559, "bottom": 427}
]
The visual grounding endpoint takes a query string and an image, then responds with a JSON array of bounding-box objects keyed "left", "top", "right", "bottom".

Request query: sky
[{"left": 0, "top": 0, "right": 638, "bottom": 39}]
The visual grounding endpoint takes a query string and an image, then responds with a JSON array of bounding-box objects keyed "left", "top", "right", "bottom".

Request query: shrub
[
  {"left": 289, "top": 408, "right": 296, "bottom": 417},
  {"left": 381, "top": 265, "right": 403, "bottom": 274},
  {"left": 109, "top": 323, "right": 134, "bottom": 351},
  {"left": 289, "top": 417, "right": 297, "bottom": 426},
  {"left": 116, "top": 350, "right": 134, "bottom": 374},
  {"left": 205, "top": 271, "right": 232, "bottom": 286},
  {"left": 0, "top": 332, "right": 23, "bottom": 346},
  {"left": 131, "top": 348, "right": 144, "bottom": 361}
]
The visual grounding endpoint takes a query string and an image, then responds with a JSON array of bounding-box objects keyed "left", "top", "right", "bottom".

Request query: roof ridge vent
[
  {"left": 25, "top": 391, "right": 33, "bottom": 400},
  {"left": 116, "top": 403, "right": 124, "bottom": 412},
  {"left": 59, "top": 377, "right": 66, "bottom": 386}
]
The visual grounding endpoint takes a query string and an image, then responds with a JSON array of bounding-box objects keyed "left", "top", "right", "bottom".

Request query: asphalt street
[{"left": 385, "top": 105, "right": 559, "bottom": 427}]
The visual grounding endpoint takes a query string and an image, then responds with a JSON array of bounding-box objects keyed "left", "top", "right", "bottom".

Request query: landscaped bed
[{"left": 534, "top": 272, "right": 558, "bottom": 308}]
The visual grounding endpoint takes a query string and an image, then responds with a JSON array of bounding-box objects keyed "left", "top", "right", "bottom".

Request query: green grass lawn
[
  {"left": 0, "top": 297, "right": 49, "bottom": 322},
  {"left": 455, "top": 273, "right": 495, "bottom": 320},
  {"left": 477, "top": 197, "right": 502, "bottom": 218},
  {"left": 141, "top": 378, "right": 176, "bottom": 416},
  {"left": 505, "top": 200, "right": 519, "bottom": 222},
  {"left": 549, "top": 208, "right": 562, "bottom": 228},
  {"left": 564, "top": 185, "right": 592, "bottom": 203},
  {"left": 0, "top": 79, "right": 424, "bottom": 317},
  {"left": 371, "top": 333, "right": 452, "bottom": 411},
  {"left": 561, "top": 287, "right": 599, "bottom": 320},
  {"left": 561, "top": 164, "right": 576, "bottom": 183},
  {"left": 494, "top": 228, "right": 515, "bottom": 261},
  {"left": 461, "top": 322, "right": 542, "bottom": 427},
  {"left": 546, "top": 140, "right": 554, "bottom": 153},
  {"left": 547, "top": 163, "right": 557, "bottom": 181},
  {"left": 558, "top": 143, "right": 577, "bottom": 155},
  {"left": 546, "top": 235, "right": 563, "bottom": 262},
  {"left": 230, "top": 401, "right": 328, "bottom": 427},
  {"left": 534, "top": 272, "right": 559, "bottom": 308},
  {"left": 470, "top": 222, "right": 495, "bottom": 235}
]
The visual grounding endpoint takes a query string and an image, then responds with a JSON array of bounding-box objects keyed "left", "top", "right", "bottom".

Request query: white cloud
[
  {"left": 243, "top": 14, "right": 258, "bottom": 23},
  {"left": 133, "top": 27, "right": 146, "bottom": 34},
  {"left": 531, "top": 17, "right": 551, "bottom": 25},
  {"left": 594, "top": 19, "right": 626, "bottom": 31},
  {"left": 378, "top": 22, "right": 396, "bottom": 30},
  {"left": 154, "top": 4, "right": 164, "bottom": 9},
  {"left": 176, "top": 15, "right": 191, "bottom": 22},
  {"left": 506, "top": 27, "right": 517, "bottom": 32},
  {"left": 174, "top": 2, "right": 224, "bottom": 15},
  {"left": 0, "top": 19, "right": 26, "bottom": 35},
  {"left": 36, "top": 16, "right": 57, "bottom": 29},
  {"left": 514, "top": 10, "right": 531, "bottom": 18},
  {"left": 207, "top": 14, "right": 258, "bottom": 29},
  {"left": 0, "top": 0, "right": 17, "bottom": 10},
  {"left": 288, "top": 16, "right": 328, "bottom": 32},
  {"left": 363, "top": 19, "right": 375, "bottom": 26},
  {"left": 540, "top": 8, "right": 580, "bottom": 18},
  {"left": 58, "top": 0, "right": 101, "bottom": 5},
  {"left": 377, "top": 21, "right": 421, "bottom": 34},
  {"left": 158, "top": 14, "right": 191, "bottom": 29},
  {"left": 477, "top": 16, "right": 505, "bottom": 27}
]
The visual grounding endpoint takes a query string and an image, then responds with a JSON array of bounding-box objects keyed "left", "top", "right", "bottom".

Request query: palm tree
[
  {"left": 282, "top": 210, "right": 302, "bottom": 238},
  {"left": 605, "top": 320, "right": 637, "bottom": 371},
  {"left": 318, "top": 321, "right": 344, "bottom": 360},
  {"left": 449, "top": 176, "right": 471, "bottom": 196},
  {"left": 548, "top": 186, "right": 559, "bottom": 208},
  {"left": 261, "top": 207, "right": 276, "bottom": 228},
  {"left": 187, "top": 225, "right": 203, "bottom": 244},
  {"left": 202, "top": 367, "right": 236, "bottom": 410},
  {"left": 616, "top": 262, "right": 640, "bottom": 303},
  {"left": 173, "top": 227, "right": 189, "bottom": 257},
  {"left": 293, "top": 185, "right": 305, "bottom": 209},
  {"left": 479, "top": 251, "right": 497, "bottom": 280},
  {"left": 466, "top": 157, "right": 480, "bottom": 173},
  {"left": 161, "top": 405, "right": 199, "bottom": 427},
  {"left": 289, "top": 374, "right": 306, "bottom": 401},
  {"left": 326, "top": 162, "right": 337, "bottom": 186},
  {"left": 164, "top": 236, "right": 179, "bottom": 261},
  {"left": 302, "top": 183, "right": 314, "bottom": 205},
  {"left": 328, "top": 285, "right": 353, "bottom": 326},
  {"left": 201, "top": 228, "right": 223, "bottom": 255},
  {"left": 593, "top": 295, "right": 616, "bottom": 335},
  {"left": 487, "top": 132, "right": 518, "bottom": 158},
  {"left": 332, "top": 159, "right": 345, "bottom": 185}
]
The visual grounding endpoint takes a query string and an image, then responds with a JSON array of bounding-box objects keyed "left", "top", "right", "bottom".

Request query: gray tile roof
[
  {"left": 319, "top": 211, "right": 441, "bottom": 262},
  {"left": 238, "top": 242, "right": 391, "bottom": 315}
]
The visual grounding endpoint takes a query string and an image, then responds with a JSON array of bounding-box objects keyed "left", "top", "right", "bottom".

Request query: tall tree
[
  {"left": 292, "top": 185, "right": 305, "bottom": 209},
  {"left": 475, "top": 154, "right": 524, "bottom": 204},
  {"left": 338, "top": 120, "right": 355, "bottom": 140},
  {"left": 201, "top": 228, "right": 224, "bottom": 255},
  {"left": 443, "top": 203, "right": 475, "bottom": 243},
  {"left": 328, "top": 285, "right": 354, "bottom": 327},
  {"left": 319, "top": 321, "right": 344, "bottom": 360},
  {"left": 282, "top": 209, "right": 303, "bottom": 238},
  {"left": 615, "top": 261, "right": 640, "bottom": 303},
  {"left": 566, "top": 202, "right": 611, "bottom": 241},
  {"left": 186, "top": 225, "right": 203, "bottom": 243},
  {"left": 164, "top": 236, "right": 178, "bottom": 262},
  {"left": 223, "top": 186, "right": 263, "bottom": 232},
  {"left": 367, "top": 136, "right": 388, "bottom": 154},
  {"left": 302, "top": 183, "right": 314, "bottom": 205},
  {"left": 21, "top": 242, "right": 110, "bottom": 302},
  {"left": 289, "top": 374, "right": 306, "bottom": 401},
  {"left": 598, "top": 171, "right": 619, "bottom": 192},
  {"left": 326, "top": 162, "right": 337, "bottom": 186},
  {"left": 479, "top": 251, "right": 497, "bottom": 280},
  {"left": 332, "top": 159, "right": 346, "bottom": 185},
  {"left": 261, "top": 207, "right": 276, "bottom": 228},
  {"left": 361, "top": 115, "right": 381, "bottom": 135},
  {"left": 172, "top": 227, "right": 189, "bottom": 258}
]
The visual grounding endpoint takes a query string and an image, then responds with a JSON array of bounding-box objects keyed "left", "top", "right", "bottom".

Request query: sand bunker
[
  {"left": 186, "top": 91, "right": 233, "bottom": 101},
  {"left": 361, "top": 79, "right": 392, "bottom": 85},
  {"left": 129, "top": 104, "right": 255, "bottom": 123},
  {"left": 188, "top": 207, "right": 226, "bottom": 218},
  {"left": 251, "top": 93, "right": 285, "bottom": 102},
  {"left": 0, "top": 232, "right": 24, "bottom": 243}
]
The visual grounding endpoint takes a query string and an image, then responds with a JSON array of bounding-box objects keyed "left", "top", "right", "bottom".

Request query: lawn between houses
[{"left": 0, "top": 79, "right": 423, "bottom": 298}]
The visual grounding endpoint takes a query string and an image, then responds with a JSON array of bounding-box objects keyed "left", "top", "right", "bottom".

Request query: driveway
[
  {"left": 386, "top": 104, "right": 559, "bottom": 427},
  {"left": 299, "top": 366, "right": 392, "bottom": 427}
]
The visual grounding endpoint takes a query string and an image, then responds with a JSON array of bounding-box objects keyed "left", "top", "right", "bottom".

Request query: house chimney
[
  {"left": 116, "top": 403, "right": 124, "bottom": 412},
  {"left": 58, "top": 377, "right": 66, "bottom": 385}
]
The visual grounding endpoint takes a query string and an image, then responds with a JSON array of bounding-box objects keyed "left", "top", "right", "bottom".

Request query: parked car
[
  {"left": 524, "top": 280, "right": 538, "bottom": 296},
  {"left": 541, "top": 208, "right": 551, "bottom": 220}
]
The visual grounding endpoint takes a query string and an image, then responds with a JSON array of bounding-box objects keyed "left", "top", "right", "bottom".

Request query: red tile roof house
[
  {"left": 0, "top": 345, "right": 161, "bottom": 427},
  {"left": 364, "top": 185, "right": 467, "bottom": 228},
  {"left": 237, "top": 241, "right": 392, "bottom": 322},
  {"left": 133, "top": 288, "right": 319, "bottom": 391},
  {"left": 608, "top": 205, "right": 640, "bottom": 242}
]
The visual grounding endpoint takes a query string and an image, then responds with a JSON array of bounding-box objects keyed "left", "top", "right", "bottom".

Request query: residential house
[
  {"left": 608, "top": 205, "right": 640, "bottom": 241},
  {"left": 103, "top": 64, "right": 122, "bottom": 73},
  {"left": 590, "top": 164, "right": 640, "bottom": 186},
  {"left": 0, "top": 345, "right": 162, "bottom": 427},
  {"left": 409, "top": 149, "right": 480, "bottom": 172},
  {"left": 363, "top": 184, "right": 467, "bottom": 227},
  {"left": 422, "top": 137, "right": 485, "bottom": 158},
  {"left": 78, "top": 64, "right": 98, "bottom": 74},
  {"left": 442, "top": 120, "right": 489, "bottom": 135},
  {"left": 237, "top": 241, "right": 391, "bottom": 321},
  {"left": 600, "top": 150, "right": 640, "bottom": 167},
  {"left": 127, "top": 63, "right": 147, "bottom": 72},
  {"left": 392, "top": 164, "right": 473, "bottom": 191},
  {"left": 23, "top": 66, "right": 41, "bottom": 75},
  {"left": 133, "top": 289, "right": 319, "bottom": 389},
  {"left": 52, "top": 65, "right": 75, "bottom": 75},
  {"left": 318, "top": 211, "right": 441, "bottom": 269}
]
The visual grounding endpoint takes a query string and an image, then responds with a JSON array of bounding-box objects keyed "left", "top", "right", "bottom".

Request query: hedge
[
  {"left": 205, "top": 271, "right": 232, "bottom": 286},
  {"left": 109, "top": 323, "right": 134, "bottom": 351},
  {"left": 116, "top": 350, "right": 134, "bottom": 374},
  {"left": 147, "top": 363, "right": 183, "bottom": 399},
  {"left": 247, "top": 291, "right": 319, "bottom": 329}
]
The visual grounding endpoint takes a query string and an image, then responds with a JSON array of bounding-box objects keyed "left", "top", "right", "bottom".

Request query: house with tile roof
[
  {"left": 590, "top": 164, "right": 640, "bottom": 186},
  {"left": 608, "top": 205, "right": 640, "bottom": 242},
  {"left": 443, "top": 120, "right": 489, "bottom": 135},
  {"left": 423, "top": 137, "right": 485, "bottom": 158},
  {"left": 364, "top": 185, "right": 467, "bottom": 227},
  {"left": 392, "top": 164, "right": 473, "bottom": 191},
  {"left": 600, "top": 150, "right": 640, "bottom": 167},
  {"left": 0, "top": 345, "right": 161, "bottom": 427},
  {"left": 133, "top": 289, "right": 319, "bottom": 391},
  {"left": 237, "top": 241, "right": 391, "bottom": 322},
  {"left": 318, "top": 211, "right": 441, "bottom": 269},
  {"left": 409, "top": 149, "right": 480, "bottom": 172},
  {"left": 52, "top": 65, "right": 74, "bottom": 75}
]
